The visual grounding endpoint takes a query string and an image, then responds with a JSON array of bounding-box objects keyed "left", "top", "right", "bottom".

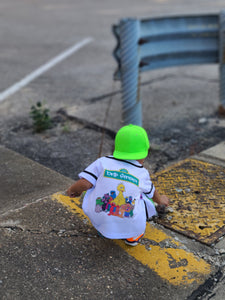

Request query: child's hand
[
  {"left": 158, "top": 195, "right": 170, "bottom": 207},
  {"left": 66, "top": 178, "right": 93, "bottom": 198},
  {"left": 153, "top": 189, "right": 170, "bottom": 207},
  {"left": 66, "top": 189, "right": 76, "bottom": 198}
]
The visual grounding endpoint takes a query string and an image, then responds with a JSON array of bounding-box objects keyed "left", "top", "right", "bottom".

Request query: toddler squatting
[{"left": 67, "top": 124, "right": 169, "bottom": 246}]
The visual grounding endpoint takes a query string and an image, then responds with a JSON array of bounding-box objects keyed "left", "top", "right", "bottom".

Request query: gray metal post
[
  {"left": 119, "top": 19, "right": 142, "bottom": 126},
  {"left": 219, "top": 11, "right": 225, "bottom": 109}
]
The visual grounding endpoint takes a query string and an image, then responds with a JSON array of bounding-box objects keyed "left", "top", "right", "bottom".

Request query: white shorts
[{"left": 141, "top": 193, "right": 157, "bottom": 220}]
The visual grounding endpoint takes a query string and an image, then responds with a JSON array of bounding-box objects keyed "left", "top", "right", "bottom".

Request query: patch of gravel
[{"left": 0, "top": 110, "right": 224, "bottom": 179}]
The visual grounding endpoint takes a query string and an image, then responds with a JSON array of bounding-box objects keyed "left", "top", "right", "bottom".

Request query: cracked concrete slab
[
  {"left": 0, "top": 194, "right": 219, "bottom": 300},
  {"left": 1, "top": 146, "right": 224, "bottom": 299}
]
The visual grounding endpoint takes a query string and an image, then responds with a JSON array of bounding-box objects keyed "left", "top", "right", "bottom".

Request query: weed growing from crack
[{"left": 30, "top": 101, "right": 52, "bottom": 133}]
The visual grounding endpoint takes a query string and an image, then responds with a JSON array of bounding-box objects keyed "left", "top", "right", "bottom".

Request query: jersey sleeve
[
  {"left": 78, "top": 158, "right": 102, "bottom": 186},
  {"left": 140, "top": 169, "right": 155, "bottom": 199}
]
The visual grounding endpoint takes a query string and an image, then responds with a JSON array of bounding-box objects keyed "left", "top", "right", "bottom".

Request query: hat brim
[{"left": 113, "top": 150, "right": 148, "bottom": 160}]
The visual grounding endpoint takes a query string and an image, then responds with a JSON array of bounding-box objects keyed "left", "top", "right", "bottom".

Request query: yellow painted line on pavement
[
  {"left": 53, "top": 192, "right": 85, "bottom": 218},
  {"left": 116, "top": 225, "right": 211, "bottom": 286},
  {"left": 52, "top": 192, "right": 212, "bottom": 286}
]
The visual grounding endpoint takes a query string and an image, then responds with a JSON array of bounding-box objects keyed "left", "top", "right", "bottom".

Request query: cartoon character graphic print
[
  {"left": 95, "top": 167, "right": 140, "bottom": 218},
  {"left": 95, "top": 183, "right": 135, "bottom": 218}
]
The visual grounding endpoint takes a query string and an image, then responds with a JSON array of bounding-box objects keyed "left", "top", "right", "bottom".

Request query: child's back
[{"left": 80, "top": 155, "right": 155, "bottom": 239}]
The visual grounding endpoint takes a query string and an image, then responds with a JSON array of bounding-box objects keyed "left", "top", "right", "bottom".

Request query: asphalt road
[{"left": 0, "top": 0, "right": 225, "bottom": 119}]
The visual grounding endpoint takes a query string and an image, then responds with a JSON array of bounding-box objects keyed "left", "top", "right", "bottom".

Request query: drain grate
[{"left": 152, "top": 159, "right": 225, "bottom": 245}]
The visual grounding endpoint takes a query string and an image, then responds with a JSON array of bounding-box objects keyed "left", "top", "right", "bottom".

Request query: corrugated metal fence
[{"left": 112, "top": 12, "right": 225, "bottom": 126}]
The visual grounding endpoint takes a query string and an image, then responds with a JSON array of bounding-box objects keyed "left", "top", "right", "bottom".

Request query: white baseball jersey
[{"left": 79, "top": 156, "right": 156, "bottom": 239}]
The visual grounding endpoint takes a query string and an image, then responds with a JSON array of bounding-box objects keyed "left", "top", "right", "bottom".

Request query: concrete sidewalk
[{"left": 0, "top": 140, "right": 225, "bottom": 299}]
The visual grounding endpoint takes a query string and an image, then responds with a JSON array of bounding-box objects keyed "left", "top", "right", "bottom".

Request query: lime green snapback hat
[{"left": 113, "top": 124, "right": 150, "bottom": 160}]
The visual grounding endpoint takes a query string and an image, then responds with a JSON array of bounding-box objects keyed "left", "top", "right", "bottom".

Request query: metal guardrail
[{"left": 112, "top": 12, "right": 225, "bottom": 126}]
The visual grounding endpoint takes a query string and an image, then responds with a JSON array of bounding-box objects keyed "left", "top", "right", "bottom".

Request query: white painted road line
[{"left": 0, "top": 37, "right": 93, "bottom": 103}]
